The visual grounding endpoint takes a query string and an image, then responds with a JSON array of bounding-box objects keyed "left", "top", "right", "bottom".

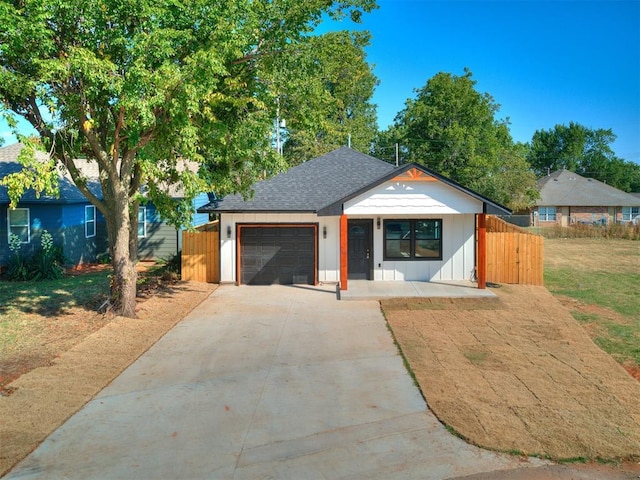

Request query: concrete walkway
[
  {"left": 6, "top": 285, "right": 545, "bottom": 479},
  {"left": 340, "top": 280, "right": 496, "bottom": 300}
]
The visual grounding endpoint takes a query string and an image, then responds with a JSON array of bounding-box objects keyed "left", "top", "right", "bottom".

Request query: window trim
[
  {"left": 383, "top": 219, "right": 443, "bottom": 261},
  {"left": 85, "top": 205, "right": 96, "bottom": 238},
  {"left": 539, "top": 206, "right": 557, "bottom": 221},
  {"left": 7, "top": 207, "right": 31, "bottom": 244},
  {"left": 622, "top": 206, "right": 639, "bottom": 222},
  {"left": 137, "top": 207, "right": 147, "bottom": 238}
]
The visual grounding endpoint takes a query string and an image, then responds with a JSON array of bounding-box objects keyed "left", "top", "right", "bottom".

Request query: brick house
[{"left": 534, "top": 170, "right": 640, "bottom": 227}]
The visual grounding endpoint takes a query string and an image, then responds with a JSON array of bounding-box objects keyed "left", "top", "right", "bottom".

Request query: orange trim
[
  {"left": 237, "top": 223, "right": 319, "bottom": 285},
  {"left": 477, "top": 214, "right": 487, "bottom": 289},
  {"left": 340, "top": 214, "right": 348, "bottom": 290},
  {"left": 392, "top": 167, "right": 438, "bottom": 182}
]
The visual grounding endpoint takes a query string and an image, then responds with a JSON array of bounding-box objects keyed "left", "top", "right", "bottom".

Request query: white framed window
[
  {"left": 137, "top": 207, "right": 147, "bottom": 238},
  {"left": 8, "top": 208, "right": 30, "bottom": 243},
  {"left": 622, "top": 206, "right": 639, "bottom": 222},
  {"left": 85, "top": 205, "right": 96, "bottom": 238},
  {"left": 539, "top": 206, "right": 556, "bottom": 221}
]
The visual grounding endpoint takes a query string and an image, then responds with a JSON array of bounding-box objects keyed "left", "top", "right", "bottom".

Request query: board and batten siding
[
  {"left": 218, "top": 213, "right": 338, "bottom": 284},
  {"left": 343, "top": 177, "right": 483, "bottom": 282}
]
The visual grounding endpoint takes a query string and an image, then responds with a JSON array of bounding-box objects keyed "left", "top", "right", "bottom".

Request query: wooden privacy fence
[
  {"left": 485, "top": 216, "right": 544, "bottom": 286},
  {"left": 181, "top": 228, "right": 219, "bottom": 283}
]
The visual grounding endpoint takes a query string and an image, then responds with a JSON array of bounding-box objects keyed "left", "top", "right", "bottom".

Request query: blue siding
[
  {"left": 1, "top": 202, "right": 105, "bottom": 268},
  {"left": 3, "top": 192, "right": 208, "bottom": 268},
  {"left": 0, "top": 206, "right": 7, "bottom": 266},
  {"left": 193, "top": 193, "right": 211, "bottom": 227}
]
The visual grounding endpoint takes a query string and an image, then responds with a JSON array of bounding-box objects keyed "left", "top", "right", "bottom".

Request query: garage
[{"left": 238, "top": 224, "right": 317, "bottom": 285}]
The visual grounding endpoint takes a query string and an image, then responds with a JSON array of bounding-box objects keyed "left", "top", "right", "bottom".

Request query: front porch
[{"left": 338, "top": 280, "right": 496, "bottom": 300}]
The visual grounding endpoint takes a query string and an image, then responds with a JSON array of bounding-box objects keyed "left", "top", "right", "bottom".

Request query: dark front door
[{"left": 348, "top": 219, "right": 373, "bottom": 280}]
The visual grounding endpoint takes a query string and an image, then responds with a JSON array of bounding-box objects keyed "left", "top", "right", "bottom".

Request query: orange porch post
[
  {"left": 340, "top": 214, "right": 348, "bottom": 290},
  {"left": 477, "top": 213, "right": 487, "bottom": 289}
]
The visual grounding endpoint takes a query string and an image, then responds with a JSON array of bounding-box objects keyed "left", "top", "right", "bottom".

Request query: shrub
[
  {"left": 161, "top": 251, "right": 181, "bottom": 276},
  {"left": 536, "top": 223, "right": 640, "bottom": 241},
  {"left": 4, "top": 230, "right": 65, "bottom": 282},
  {"left": 28, "top": 230, "right": 65, "bottom": 281},
  {"left": 6, "top": 233, "right": 29, "bottom": 281}
]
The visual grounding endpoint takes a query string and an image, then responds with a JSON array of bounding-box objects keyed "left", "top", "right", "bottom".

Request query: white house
[{"left": 197, "top": 147, "right": 510, "bottom": 290}]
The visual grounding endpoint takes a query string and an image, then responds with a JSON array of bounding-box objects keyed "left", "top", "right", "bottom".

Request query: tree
[
  {"left": 373, "top": 69, "right": 538, "bottom": 210},
  {"left": 264, "top": 30, "right": 378, "bottom": 165},
  {"left": 528, "top": 122, "right": 640, "bottom": 191},
  {"left": 0, "top": 0, "right": 376, "bottom": 317}
]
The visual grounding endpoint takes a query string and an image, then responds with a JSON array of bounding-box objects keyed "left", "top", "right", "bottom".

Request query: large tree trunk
[{"left": 106, "top": 192, "right": 138, "bottom": 318}]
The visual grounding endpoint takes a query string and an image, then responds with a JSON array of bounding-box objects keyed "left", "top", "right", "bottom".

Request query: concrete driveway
[{"left": 6, "top": 285, "right": 546, "bottom": 479}]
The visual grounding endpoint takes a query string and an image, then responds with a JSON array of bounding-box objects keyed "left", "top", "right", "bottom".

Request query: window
[
  {"left": 384, "top": 219, "right": 442, "bottom": 260},
  {"left": 8, "top": 208, "right": 30, "bottom": 243},
  {"left": 538, "top": 206, "right": 556, "bottom": 221},
  {"left": 137, "top": 207, "right": 146, "bottom": 238},
  {"left": 622, "top": 206, "right": 639, "bottom": 222},
  {"left": 85, "top": 205, "right": 96, "bottom": 238}
]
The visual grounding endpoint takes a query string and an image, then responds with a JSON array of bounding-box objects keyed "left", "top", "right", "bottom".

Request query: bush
[
  {"left": 535, "top": 223, "right": 640, "bottom": 241},
  {"left": 5, "top": 230, "right": 65, "bottom": 282},
  {"left": 28, "top": 231, "right": 65, "bottom": 281},
  {"left": 6, "top": 234, "right": 29, "bottom": 281},
  {"left": 161, "top": 251, "right": 181, "bottom": 276}
]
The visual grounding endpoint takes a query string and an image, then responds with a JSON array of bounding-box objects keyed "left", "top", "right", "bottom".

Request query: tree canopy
[
  {"left": 268, "top": 30, "right": 378, "bottom": 165},
  {"left": 372, "top": 69, "right": 538, "bottom": 210},
  {"left": 527, "top": 122, "right": 640, "bottom": 192},
  {"left": 0, "top": 0, "right": 377, "bottom": 316}
]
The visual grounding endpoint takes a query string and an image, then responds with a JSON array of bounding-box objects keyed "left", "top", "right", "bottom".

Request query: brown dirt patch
[
  {"left": 383, "top": 285, "right": 640, "bottom": 462},
  {"left": 0, "top": 280, "right": 216, "bottom": 476}
]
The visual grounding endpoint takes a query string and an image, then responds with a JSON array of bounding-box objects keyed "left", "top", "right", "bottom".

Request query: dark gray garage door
[{"left": 239, "top": 225, "right": 316, "bottom": 285}]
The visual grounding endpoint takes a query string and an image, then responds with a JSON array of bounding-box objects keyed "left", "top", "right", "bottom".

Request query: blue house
[{"left": 1, "top": 143, "right": 209, "bottom": 269}]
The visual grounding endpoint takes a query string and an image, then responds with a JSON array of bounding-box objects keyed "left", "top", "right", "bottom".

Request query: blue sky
[
  {"left": 345, "top": 0, "right": 640, "bottom": 162},
  {"left": 2, "top": 0, "right": 639, "bottom": 163}
]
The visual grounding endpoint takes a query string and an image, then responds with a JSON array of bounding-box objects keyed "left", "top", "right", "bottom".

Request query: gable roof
[
  {"left": 1, "top": 142, "right": 198, "bottom": 205},
  {"left": 0, "top": 143, "right": 102, "bottom": 205},
  {"left": 537, "top": 170, "right": 639, "bottom": 207},
  {"left": 198, "top": 147, "right": 511, "bottom": 216}
]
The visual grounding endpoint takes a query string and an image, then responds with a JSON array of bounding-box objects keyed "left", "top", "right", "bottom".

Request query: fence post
[
  {"left": 477, "top": 213, "right": 487, "bottom": 289},
  {"left": 340, "top": 214, "right": 348, "bottom": 291}
]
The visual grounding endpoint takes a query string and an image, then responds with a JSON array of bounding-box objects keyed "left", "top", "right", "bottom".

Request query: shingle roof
[
  {"left": 537, "top": 170, "right": 639, "bottom": 207},
  {"left": 201, "top": 147, "right": 396, "bottom": 213},
  {"left": 0, "top": 143, "right": 102, "bottom": 204},
  {"left": 199, "top": 147, "right": 511, "bottom": 215}
]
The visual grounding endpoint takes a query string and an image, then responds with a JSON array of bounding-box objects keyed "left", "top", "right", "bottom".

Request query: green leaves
[
  {"left": 0, "top": 141, "right": 59, "bottom": 208},
  {"left": 376, "top": 69, "right": 538, "bottom": 210},
  {"left": 1, "top": 0, "right": 378, "bottom": 315},
  {"left": 527, "top": 122, "right": 640, "bottom": 192},
  {"left": 266, "top": 30, "right": 378, "bottom": 164}
]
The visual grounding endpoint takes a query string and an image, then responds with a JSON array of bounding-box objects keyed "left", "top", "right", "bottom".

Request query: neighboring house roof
[
  {"left": 536, "top": 170, "right": 639, "bottom": 207},
  {"left": 198, "top": 147, "right": 511, "bottom": 215},
  {"left": 0, "top": 143, "right": 102, "bottom": 204},
  {"left": 1, "top": 142, "right": 196, "bottom": 204}
]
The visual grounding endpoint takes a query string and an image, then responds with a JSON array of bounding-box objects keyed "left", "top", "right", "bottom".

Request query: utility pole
[{"left": 395, "top": 143, "right": 399, "bottom": 167}]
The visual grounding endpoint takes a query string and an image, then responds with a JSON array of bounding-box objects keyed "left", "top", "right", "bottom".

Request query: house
[
  {"left": 1, "top": 143, "right": 209, "bottom": 269},
  {"left": 1, "top": 143, "right": 108, "bottom": 268},
  {"left": 197, "top": 147, "right": 510, "bottom": 290},
  {"left": 534, "top": 169, "right": 640, "bottom": 226}
]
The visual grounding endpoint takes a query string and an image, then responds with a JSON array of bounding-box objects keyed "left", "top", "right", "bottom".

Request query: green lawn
[
  {"left": 0, "top": 272, "right": 110, "bottom": 320},
  {"left": 544, "top": 238, "right": 640, "bottom": 367}
]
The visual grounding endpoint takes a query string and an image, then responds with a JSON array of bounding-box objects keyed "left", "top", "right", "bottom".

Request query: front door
[{"left": 348, "top": 219, "right": 372, "bottom": 280}]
